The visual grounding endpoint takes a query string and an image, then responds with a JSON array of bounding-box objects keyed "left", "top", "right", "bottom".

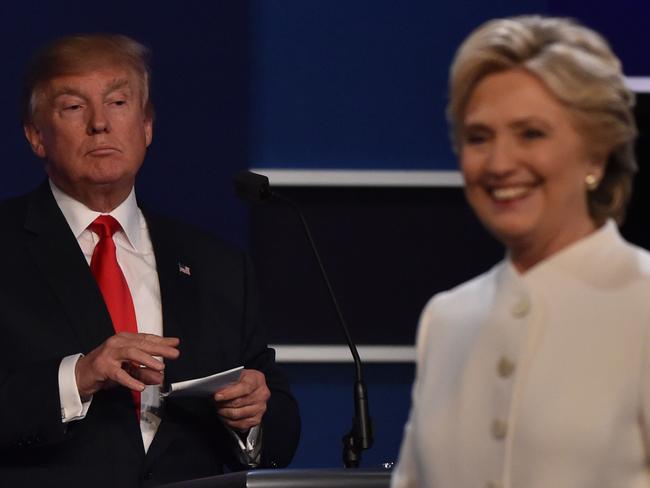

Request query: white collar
[
  {"left": 49, "top": 180, "right": 143, "bottom": 252},
  {"left": 508, "top": 220, "right": 623, "bottom": 285}
]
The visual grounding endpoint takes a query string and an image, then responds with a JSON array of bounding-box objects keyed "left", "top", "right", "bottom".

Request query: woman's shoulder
[
  {"left": 604, "top": 237, "right": 650, "bottom": 285},
  {"left": 417, "top": 263, "right": 502, "bottom": 330},
  {"left": 423, "top": 262, "right": 503, "bottom": 315},
  {"left": 628, "top": 243, "right": 650, "bottom": 276},
  {"left": 413, "top": 263, "right": 504, "bottom": 363}
]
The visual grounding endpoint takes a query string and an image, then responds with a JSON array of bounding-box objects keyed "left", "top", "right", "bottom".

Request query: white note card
[{"left": 161, "top": 366, "right": 244, "bottom": 398}]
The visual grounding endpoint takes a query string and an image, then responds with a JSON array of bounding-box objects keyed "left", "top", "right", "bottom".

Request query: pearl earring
[{"left": 585, "top": 174, "right": 599, "bottom": 191}]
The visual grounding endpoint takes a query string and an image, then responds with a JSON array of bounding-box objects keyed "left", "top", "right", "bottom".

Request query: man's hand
[
  {"left": 214, "top": 369, "right": 270, "bottom": 432},
  {"left": 75, "top": 332, "right": 180, "bottom": 401}
]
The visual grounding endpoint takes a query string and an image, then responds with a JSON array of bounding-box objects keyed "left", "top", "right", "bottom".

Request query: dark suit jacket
[{"left": 0, "top": 182, "right": 300, "bottom": 487}]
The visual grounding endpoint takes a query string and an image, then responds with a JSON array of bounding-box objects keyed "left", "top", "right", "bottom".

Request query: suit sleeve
[
  {"left": 238, "top": 252, "right": 300, "bottom": 469},
  {"left": 147, "top": 217, "right": 301, "bottom": 474},
  {"left": 0, "top": 358, "right": 67, "bottom": 451}
]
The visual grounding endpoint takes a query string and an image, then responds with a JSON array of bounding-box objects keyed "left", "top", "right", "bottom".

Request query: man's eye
[
  {"left": 464, "top": 133, "right": 487, "bottom": 145},
  {"left": 111, "top": 100, "right": 127, "bottom": 106},
  {"left": 63, "top": 104, "right": 82, "bottom": 111}
]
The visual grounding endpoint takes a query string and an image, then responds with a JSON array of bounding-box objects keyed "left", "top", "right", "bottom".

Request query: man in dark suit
[{"left": 0, "top": 34, "right": 299, "bottom": 487}]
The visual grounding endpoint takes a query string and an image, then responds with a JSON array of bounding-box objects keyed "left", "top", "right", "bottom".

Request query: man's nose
[{"left": 87, "top": 105, "right": 110, "bottom": 134}]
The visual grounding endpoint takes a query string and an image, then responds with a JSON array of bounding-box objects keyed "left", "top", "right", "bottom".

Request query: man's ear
[
  {"left": 144, "top": 115, "right": 153, "bottom": 148},
  {"left": 24, "top": 124, "right": 47, "bottom": 158}
]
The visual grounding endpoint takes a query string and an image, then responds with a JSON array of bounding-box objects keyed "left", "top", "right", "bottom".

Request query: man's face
[{"left": 24, "top": 65, "right": 153, "bottom": 210}]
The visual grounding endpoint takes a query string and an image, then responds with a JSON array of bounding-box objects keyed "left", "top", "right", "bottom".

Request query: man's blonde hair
[{"left": 22, "top": 34, "right": 154, "bottom": 124}]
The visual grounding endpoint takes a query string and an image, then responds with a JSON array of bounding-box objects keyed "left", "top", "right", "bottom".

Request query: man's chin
[{"left": 51, "top": 176, "right": 136, "bottom": 211}]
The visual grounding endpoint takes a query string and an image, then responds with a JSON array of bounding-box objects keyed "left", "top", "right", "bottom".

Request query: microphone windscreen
[{"left": 233, "top": 171, "right": 273, "bottom": 203}]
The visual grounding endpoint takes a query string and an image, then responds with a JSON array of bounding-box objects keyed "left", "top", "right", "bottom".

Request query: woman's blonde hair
[{"left": 448, "top": 15, "right": 637, "bottom": 224}]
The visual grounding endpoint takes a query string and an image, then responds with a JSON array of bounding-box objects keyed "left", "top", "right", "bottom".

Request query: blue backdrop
[
  {"left": 0, "top": 0, "right": 648, "bottom": 470},
  {"left": 1, "top": 1, "right": 648, "bottom": 246}
]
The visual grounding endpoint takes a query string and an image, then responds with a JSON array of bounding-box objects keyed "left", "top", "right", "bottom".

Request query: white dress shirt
[
  {"left": 53, "top": 181, "right": 163, "bottom": 452},
  {"left": 52, "top": 181, "right": 260, "bottom": 462}
]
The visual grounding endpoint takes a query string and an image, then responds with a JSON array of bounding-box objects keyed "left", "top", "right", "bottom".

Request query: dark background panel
[
  {"left": 0, "top": 0, "right": 647, "bottom": 473},
  {"left": 623, "top": 94, "right": 650, "bottom": 245},
  {"left": 251, "top": 187, "right": 504, "bottom": 345},
  {"left": 253, "top": 93, "right": 650, "bottom": 346},
  {"left": 547, "top": 0, "right": 650, "bottom": 75}
]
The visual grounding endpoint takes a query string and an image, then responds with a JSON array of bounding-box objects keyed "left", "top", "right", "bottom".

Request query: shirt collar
[{"left": 49, "top": 179, "right": 143, "bottom": 252}]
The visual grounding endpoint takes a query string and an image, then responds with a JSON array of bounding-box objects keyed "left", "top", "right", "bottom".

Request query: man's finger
[
  {"left": 214, "top": 381, "right": 255, "bottom": 402},
  {"left": 115, "top": 332, "right": 179, "bottom": 344},
  {"left": 217, "top": 387, "right": 269, "bottom": 409},
  {"left": 130, "top": 367, "right": 164, "bottom": 386},
  {"left": 112, "top": 333, "right": 181, "bottom": 359},
  {"left": 214, "top": 369, "right": 265, "bottom": 401},
  {"left": 130, "top": 341, "right": 180, "bottom": 360},
  {"left": 136, "top": 334, "right": 180, "bottom": 347},
  {"left": 217, "top": 404, "right": 265, "bottom": 422},
  {"left": 120, "top": 347, "right": 167, "bottom": 371},
  {"left": 217, "top": 396, "right": 248, "bottom": 409},
  {"left": 110, "top": 365, "right": 146, "bottom": 392},
  {"left": 222, "top": 418, "right": 262, "bottom": 432}
]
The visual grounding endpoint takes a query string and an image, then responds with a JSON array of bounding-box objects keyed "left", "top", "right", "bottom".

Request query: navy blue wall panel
[
  {"left": 248, "top": 0, "right": 649, "bottom": 172},
  {"left": 1, "top": 1, "right": 648, "bottom": 236},
  {"left": 0, "top": 0, "right": 648, "bottom": 473},
  {"left": 249, "top": 0, "right": 548, "bottom": 170},
  {"left": 547, "top": 0, "right": 650, "bottom": 76},
  {"left": 284, "top": 363, "right": 415, "bottom": 468}
]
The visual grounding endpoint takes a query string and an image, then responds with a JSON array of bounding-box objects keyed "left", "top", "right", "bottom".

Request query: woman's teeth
[{"left": 492, "top": 186, "right": 529, "bottom": 200}]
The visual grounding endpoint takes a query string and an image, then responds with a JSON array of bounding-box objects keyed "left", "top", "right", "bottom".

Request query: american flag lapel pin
[{"left": 178, "top": 262, "right": 191, "bottom": 276}]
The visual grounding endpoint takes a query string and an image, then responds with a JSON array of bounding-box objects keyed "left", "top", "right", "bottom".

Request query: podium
[{"left": 159, "top": 468, "right": 391, "bottom": 488}]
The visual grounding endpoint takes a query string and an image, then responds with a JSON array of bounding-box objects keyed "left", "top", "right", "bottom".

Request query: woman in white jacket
[{"left": 391, "top": 15, "right": 648, "bottom": 488}]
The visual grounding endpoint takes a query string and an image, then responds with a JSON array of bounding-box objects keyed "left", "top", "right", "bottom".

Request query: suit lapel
[
  {"left": 143, "top": 210, "right": 202, "bottom": 463},
  {"left": 24, "top": 182, "right": 145, "bottom": 456},
  {"left": 144, "top": 210, "right": 201, "bottom": 383},
  {"left": 24, "top": 182, "right": 115, "bottom": 351}
]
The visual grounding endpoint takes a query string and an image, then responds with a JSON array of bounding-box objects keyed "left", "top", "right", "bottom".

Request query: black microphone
[
  {"left": 233, "top": 170, "right": 273, "bottom": 203},
  {"left": 234, "top": 170, "right": 374, "bottom": 468}
]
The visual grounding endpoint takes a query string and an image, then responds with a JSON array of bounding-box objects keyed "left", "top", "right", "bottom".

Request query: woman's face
[{"left": 460, "top": 69, "right": 603, "bottom": 270}]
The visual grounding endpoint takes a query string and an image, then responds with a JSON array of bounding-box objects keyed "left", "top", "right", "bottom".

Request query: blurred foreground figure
[{"left": 392, "top": 15, "right": 647, "bottom": 488}]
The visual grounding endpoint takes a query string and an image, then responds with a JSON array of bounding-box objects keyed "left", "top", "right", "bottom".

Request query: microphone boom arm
[{"left": 234, "top": 171, "right": 374, "bottom": 467}]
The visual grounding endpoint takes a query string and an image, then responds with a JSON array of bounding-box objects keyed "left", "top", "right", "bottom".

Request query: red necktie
[{"left": 88, "top": 215, "right": 140, "bottom": 418}]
